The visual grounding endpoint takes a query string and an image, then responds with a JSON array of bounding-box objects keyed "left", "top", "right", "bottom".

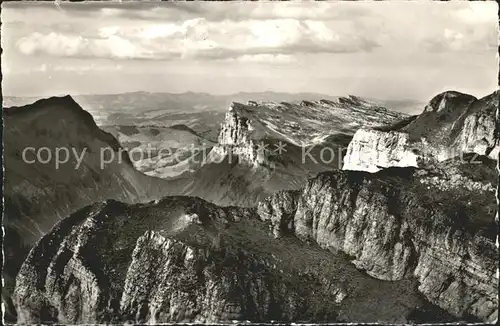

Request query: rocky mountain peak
[
  {"left": 6, "top": 95, "right": 83, "bottom": 116},
  {"left": 342, "top": 90, "right": 498, "bottom": 173},
  {"left": 218, "top": 102, "right": 253, "bottom": 146},
  {"left": 423, "top": 91, "right": 477, "bottom": 114},
  {"left": 4, "top": 94, "right": 123, "bottom": 153},
  {"left": 210, "top": 102, "right": 268, "bottom": 167}
]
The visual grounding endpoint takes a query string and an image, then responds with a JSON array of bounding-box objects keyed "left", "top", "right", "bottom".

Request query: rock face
[
  {"left": 258, "top": 159, "right": 498, "bottom": 322},
  {"left": 209, "top": 103, "right": 268, "bottom": 166},
  {"left": 342, "top": 129, "right": 419, "bottom": 172},
  {"left": 421, "top": 91, "right": 477, "bottom": 115},
  {"left": 218, "top": 103, "right": 254, "bottom": 146},
  {"left": 451, "top": 91, "right": 499, "bottom": 159},
  {"left": 14, "top": 197, "right": 455, "bottom": 324},
  {"left": 218, "top": 97, "right": 407, "bottom": 147},
  {"left": 209, "top": 98, "right": 408, "bottom": 165},
  {"left": 343, "top": 91, "right": 499, "bottom": 172}
]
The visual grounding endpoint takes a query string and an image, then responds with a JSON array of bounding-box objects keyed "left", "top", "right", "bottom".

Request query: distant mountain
[
  {"left": 3, "top": 91, "right": 340, "bottom": 112},
  {"left": 364, "top": 98, "right": 427, "bottom": 115},
  {"left": 3, "top": 91, "right": 421, "bottom": 127}
]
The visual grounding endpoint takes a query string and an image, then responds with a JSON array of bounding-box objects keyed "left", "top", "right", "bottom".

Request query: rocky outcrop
[
  {"left": 451, "top": 91, "right": 499, "bottom": 159},
  {"left": 217, "top": 103, "right": 255, "bottom": 146},
  {"left": 421, "top": 91, "right": 476, "bottom": 115},
  {"left": 258, "top": 161, "right": 498, "bottom": 322},
  {"left": 342, "top": 129, "right": 419, "bottom": 172},
  {"left": 342, "top": 91, "right": 499, "bottom": 172},
  {"left": 14, "top": 196, "right": 456, "bottom": 324},
  {"left": 208, "top": 103, "right": 268, "bottom": 166}
]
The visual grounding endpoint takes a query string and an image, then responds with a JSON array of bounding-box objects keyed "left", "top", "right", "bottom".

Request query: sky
[{"left": 1, "top": 1, "right": 499, "bottom": 101}]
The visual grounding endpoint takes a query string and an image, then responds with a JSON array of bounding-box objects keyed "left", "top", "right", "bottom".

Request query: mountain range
[
  {"left": 3, "top": 91, "right": 426, "bottom": 126},
  {"left": 2, "top": 89, "right": 498, "bottom": 323}
]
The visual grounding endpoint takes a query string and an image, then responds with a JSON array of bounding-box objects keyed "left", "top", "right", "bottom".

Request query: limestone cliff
[
  {"left": 451, "top": 91, "right": 499, "bottom": 159},
  {"left": 259, "top": 158, "right": 498, "bottom": 322},
  {"left": 342, "top": 129, "right": 419, "bottom": 172},
  {"left": 208, "top": 103, "right": 268, "bottom": 166}
]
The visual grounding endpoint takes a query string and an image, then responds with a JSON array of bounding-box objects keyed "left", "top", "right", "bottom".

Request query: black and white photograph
[{"left": 1, "top": 0, "right": 499, "bottom": 324}]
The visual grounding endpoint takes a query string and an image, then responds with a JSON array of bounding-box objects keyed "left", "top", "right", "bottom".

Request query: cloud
[
  {"left": 85, "top": 2, "right": 372, "bottom": 22},
  {"left": 6, "top": 0, "right": 498, "bottom": 64},
  {"left": 16, "top": 32, "right": 152, "bottom": 59},
  {"left": 422, "top": 24, "right": 498, "bottom": 53},
  {"left": 15, "top": 18, "right": 379, "bottom": 61}
]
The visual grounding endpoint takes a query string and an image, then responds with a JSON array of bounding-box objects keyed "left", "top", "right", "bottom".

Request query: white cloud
[
  {"left": 304, "top": 21, "right": 337, "bottom": 42},
  {"left": 16, "top": 32, "right": 152, "bottom": 59},
  {"left": 249, "top": 19, "right": 302, "bottom": 48},
  {"left": 35, "top": 64, "right": 47, "bottom": 72},
  {"left": 7, "top": 1, "right": 497, "bottom": 64},
  {"left": 15, "top": 18, "right": 378, "bottom": 61},
  {"left": 17, "top": 32, "right": 86, "bottom": 56}
]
